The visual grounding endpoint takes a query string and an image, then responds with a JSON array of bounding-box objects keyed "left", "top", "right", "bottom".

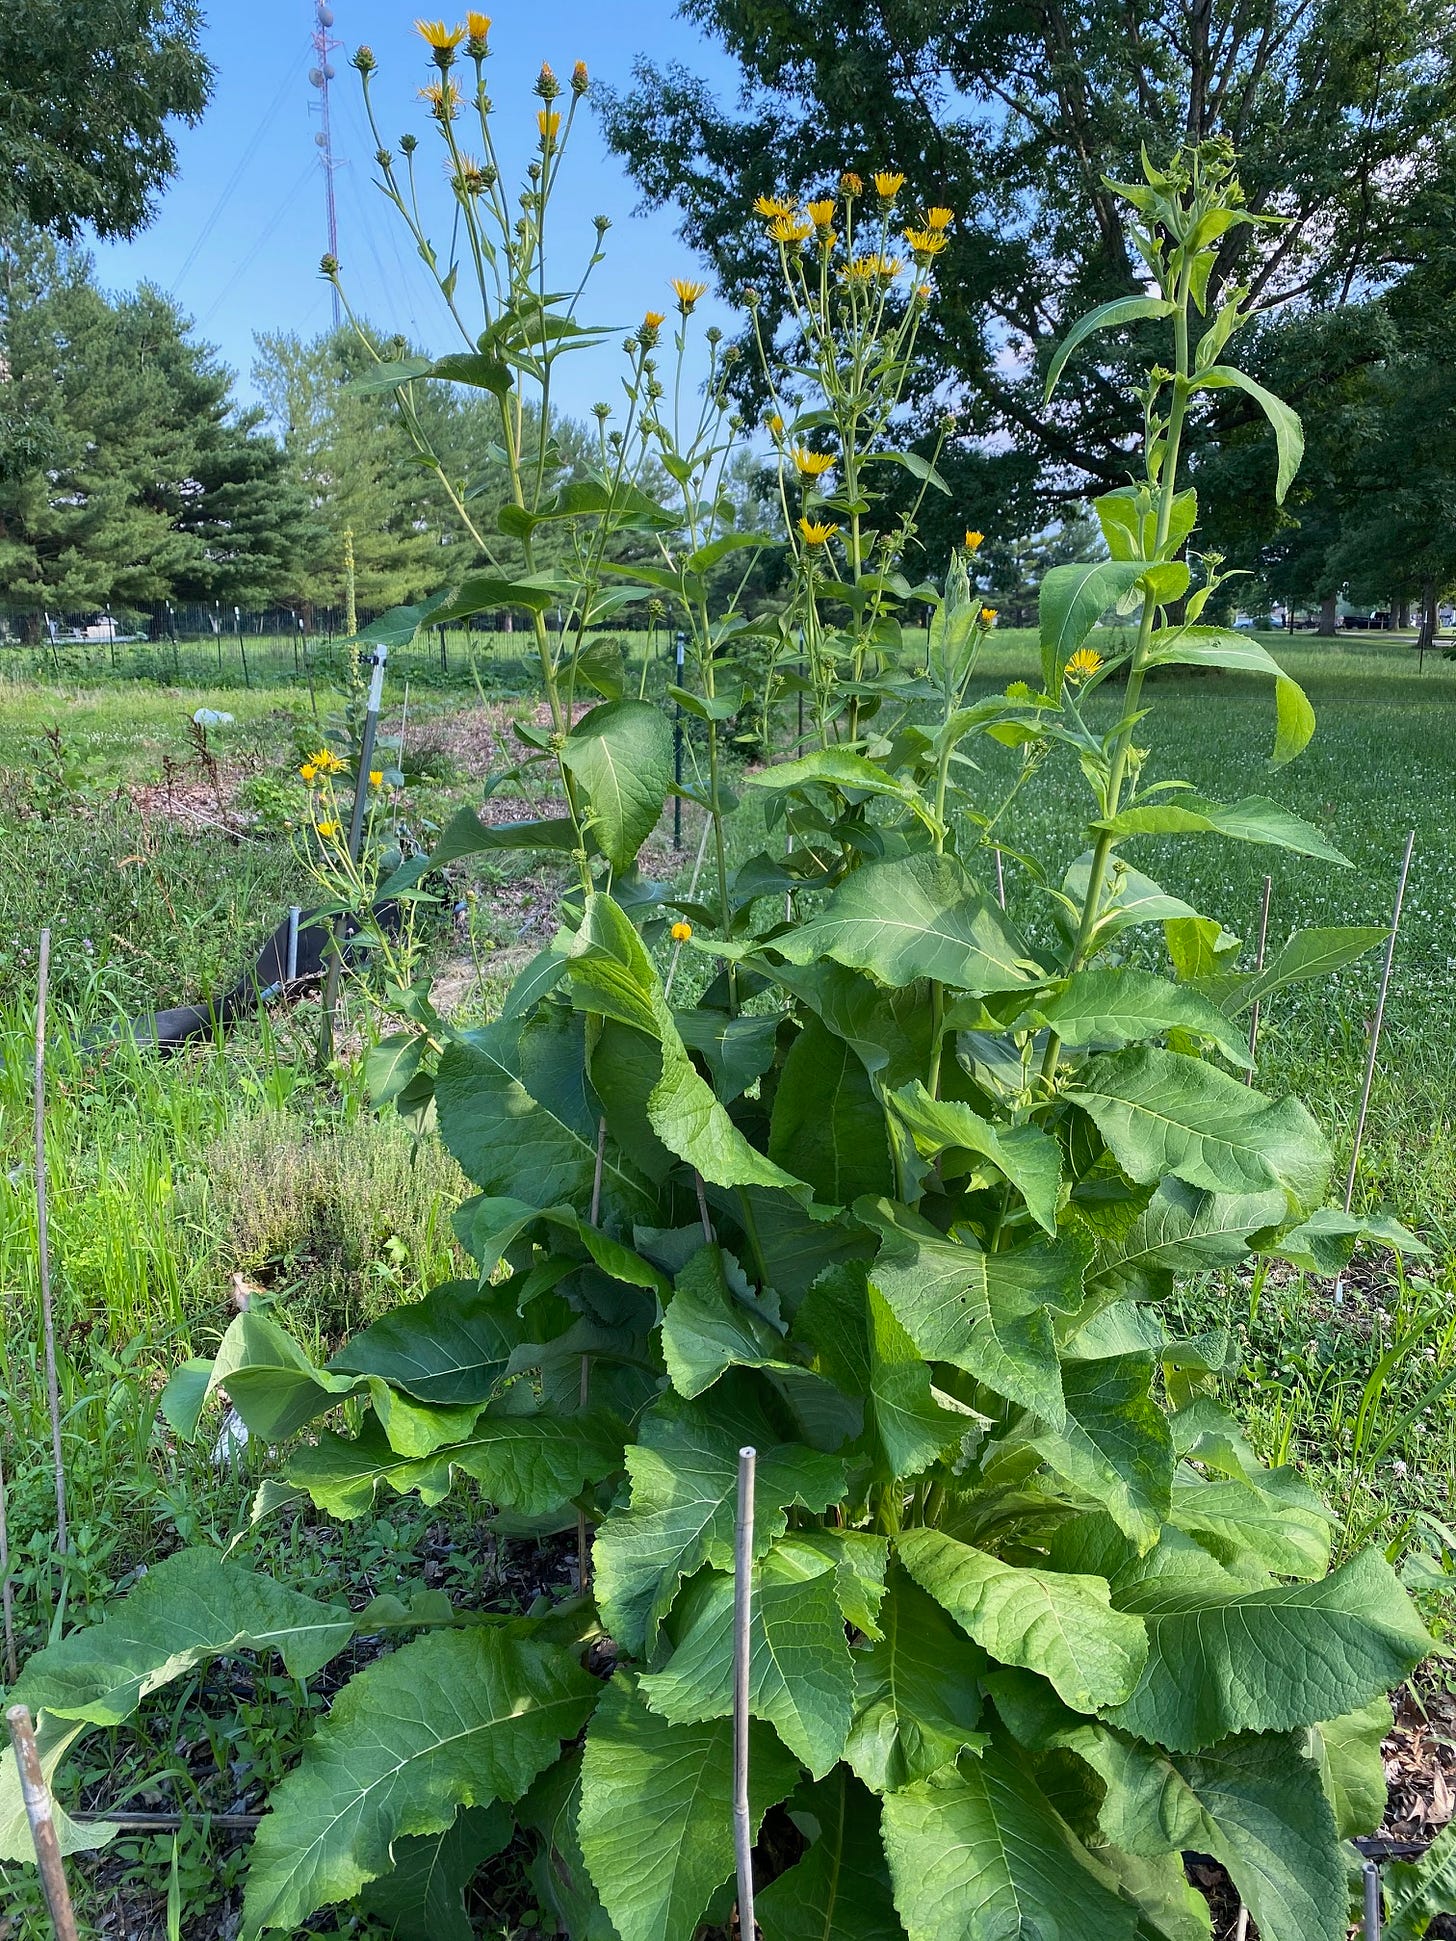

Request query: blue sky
[{"left": 90, "top": 3, "right": 742, "bottom": 425}]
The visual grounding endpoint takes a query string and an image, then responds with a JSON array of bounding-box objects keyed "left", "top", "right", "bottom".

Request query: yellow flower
[
  {"left": 643, "top": 310, "right": 666, "bottom": 328},
  {"left": 672, "top": 277, "right": 708, "bottom": 312},
  {"left": 670, "top": 920, "right": 693, "bottom": 943},
  {"left": 308, "top": 748, "right": 345, "bottom": 774},
  {"left": 842, "top": 256, "right": 876, "bottom": 285},
  {"left": 840, "top": 170, "right": 863, "bottom": 195},
  {"left": 769, "top": 214, "right": 813, "bottom": 244},
  {"left": 1066, "top": 646, "right": 1104, "bottom": 681},
  {"left": 754, "top": 194, "right": 797, "bottom": 221},
  {"left": 419, "top": 79, "right": 462, "bottom": 119},
  {"left": 315, "top": 819, "right": 342, "bottom": 839},
  {"left": 873, "top": 170, "right": 905, "bottom": 199},
  {"left": 465, "top": 11, "right": 491, "bottom": 42},
  {"left": 964, "top": 529, "right": 984, "bottom": 552},
  {"left": 415, "top": 18, "right": 465, "bottom": 50},
  {"left": 915, "top": 281, "right": 932, "bottom": 301},
  {"left": 369, "top": 770, "right": 384, "bottom": 786},
  {"left": 807, "top": 197, "right": 836, "bottom": 227},
  {"left": 798, "top": 516, "right": 838, "bottom": 546},
  {"left": 299, "top": 763, "right": 316, "bottom": 783},
  {"left": 868, "top": 252, "right": 902, "bottom": 280},
  {"left": 925, "top": 206, "right": 955, "bottom": 230},
  {"left": 904, "top": 227, "right": 949, "bottom": 257},
  {"left": 792, "top": 446, "right": 835, "bottom": 479},
  {"left": 766, "top": 411, "right": 784, "bottom": 437},
  {"left": 538, "top": 108, "right": 562, "bottom": 141},
  {"left": 980, "top": 607, "right": 998, "bottom": 627}
]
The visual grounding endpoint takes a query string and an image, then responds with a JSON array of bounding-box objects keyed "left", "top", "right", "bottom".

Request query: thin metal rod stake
[
  {"left": 1245, "top": 873, "right": 1273, "bottom": 1081},
  {"left": 1336, "top": 830, "right": 1415, "bottom": 1306},
  {"left": 285, "top": 907, "right": 301, "bottom": 985},
  {"left": 1364, "top": 1857, "right": 1382, "bottom": 1938},
  {"left": 0, "top": 1447, "right": 16, "bottom": 1686},
  {"left": 733, "top": 1447, "right": 757, "bottom": 1941},
  {"left": 995, "top": 849, "right": 1006, "bottom": 911},
  {"left": 673, "top": 634, "right": 685, "bottom": 850},
  {"left": 33, "top": 931, "right": 67, "bottom": 1553},
  {"left": 8, "top": 1705, "right": 81, "bottom": 1941}
]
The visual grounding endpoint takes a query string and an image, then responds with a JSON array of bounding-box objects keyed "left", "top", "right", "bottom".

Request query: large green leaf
[
  {"left": 747, "top": 748, "right": 934, "bottom": 830},
  {"left": 887, "top": 1082, "right": 1063, "bottom": 1235},
  {"left": 1384, "top": 1818, "right": 1456, "bottom": 1938},
  {"left": 578, "top": 1675, "right": 800, "bottom": 1941},
  {"left": 517, "top": 1750, "right": 618, "bottom": 1941},
  {"left": 1194, "top": 364, "right": 1304, "bottom": 500},
  {"left": 1196, "top": 923, "right": 1387, "bottom": 1015},
  {"left": 432, "top": 804, "right": 583, "bottom": 864},
  {"left": 1086, "top": 1176, "right": 1289, "bottom": 1297},
  {"left": 793, "top": 1263, "right": 966, "bottom": 1484},
  {"left": 1169, "top": 1467, "right": 1333, "bottom": 1578},
  {"left": 660, "top": 1243, "right": 807, "bottom": 1401},
  {"left": 1068, "top": 1049, "right": 1331, "bottom": 1202},
  {"left": 1106, "top": 1545, "right": 1433, "bottom": 1751},
  {"left": 328, "top": 1279, "right": 523, "bottom": 1405},
  {"left": 770, "top": 961, "right": 933, "bottom": 1091},
  {"left": 1095, "top": 793, "right": 1349, "bottom": 865},
  {"left": 1025, "top": 1354, "right": 1174, "bottom": 1549},
  {"left": 881, "top": 1746, "right": 1138, "bottom": 1941},
  {"left": 1143, "top": 625, "right": 1287, "bottom": 677},
  {"left": 640, "top": 1542, "right": 856, "bottom": 1776},
  {"left": 1044, "top": 295, "right": 1177, "bottom": 401},
  {"left": 437, "top": 1008, "right": 653, "bottom": 1220},
  {"left": 1039, "top": 558, "right": 1146, "bottom": 695},
  {"left": 1312, "top": 1694, "right": 1391, "bottom": 1837},
  {"left": 8, "top": 1548, "right": 353, "bottom": 1728},
  {"left": 593, "top": 1391, "right": 846, "bottom": 1654},
  {"left": 1013, "top": 968, "right": 1253, "bottom": 1069},
  {"left": 357, "top": 1804, "right": 513, "bottom": 1941},
  {"left": 564, "top": 894, "right": 805, "bottom": 1194},
  {"left": 757, "top": 1770, "right": 905, "bottom": 1941},
  {"left": 774, "top": 852, "right": 1043, "bottom": 993},
  {"left": 0, "top": 1716, "right": 114, "bottom": 1863},
  {"left": 845, "top": 1564, "right": 989, "bottom": 1794},
  {"left": 288, "top": 1408, "right": 626, "bottom": 1519},
  {"left": 897, "top": 1530, "right": 1147, "bottom": 1713},
  {"left": 561, "top": 700, "right": 674, "bottom": 871},
  {"left": 770, "top": 1014, "right": 896, "bottom": 1205},
  {"left": 866, "top": 1211, "right": 1087, "bottom": 1425},
  {"left": 242, "top": 1625, "right": 596, "bottom": 1936}
]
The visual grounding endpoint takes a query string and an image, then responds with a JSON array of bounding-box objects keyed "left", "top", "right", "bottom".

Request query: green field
[{"left": 1, "top": 629, "right": 1454, "bottom": 1933}]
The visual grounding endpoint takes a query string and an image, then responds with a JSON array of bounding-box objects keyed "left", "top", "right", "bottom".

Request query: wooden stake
[
  {"left": 0, "top": 1446, "right": 15, "bottom": 1687},
  {"left": 733, "top": 1447, "right": 757, "bottom": 1941},
  {"left": 7, "top": 1705, "right": 81, "bottom": 1941},
  {"left": 33, "top": 931, "right": 67, "bottom": 1554},
  {"left": 1244, "top": 873, "right": 1273, "bottom": 1082},
  {"left": 1336, "top": 830, "right": 1416, "bottom": 1305}
]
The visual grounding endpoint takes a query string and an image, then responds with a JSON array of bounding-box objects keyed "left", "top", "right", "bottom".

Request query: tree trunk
[
  {"left": 1396, "top": 595, "right": 1411, "bottom": 630},
  {"left": 1317, "top": 594, "right": 1338, "bottom": 637},
  {"left": 1417, "top": 580, "right": 1438, "bottom": 658}
]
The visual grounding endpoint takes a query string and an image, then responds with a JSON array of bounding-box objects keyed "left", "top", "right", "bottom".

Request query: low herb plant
[{"left": 0, "top": 45, "right": 1437, "bottom": 1941}]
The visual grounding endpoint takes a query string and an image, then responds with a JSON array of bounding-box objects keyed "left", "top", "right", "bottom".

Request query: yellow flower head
[
  {"left": 315, "top": 819, "right": 342, "bottom": 840},
  {"left": 915, "top": 281, "right": 932, "bottom": 302},
  {"left": 465, "top": 11, "right": 491, "bottom": 47},
  {"left": 792, "top": 446, "right": 835, "bottom": 479},
  {"left": 980, "top": 607, "right": 998, "bottom": 627},
  {"left": 369, "top": 769, "right": 384, "bottom": 786},
  {"left": 840, "top": 170, "right": 863, "bottom": 195},
  {"left": 873, "top": 170, "right": 906, "bottom": 199},
  {"left": 415, "top": 18, "right": 465, "bottom": 52},
  {"left": 419, "top": 79, "right": 462, "bottom": 119},
  {"left": 925, "top": 206, "right": 955, "bottom": 230},
  {"left": 450, "top": 152, "right": 489, "bottom": 196},
  {"left": 904, "top": 227, "right": 949, "bottom": 257},
  {"left": 807, "top": 197, "right": 836, "bottom": 227},
  {"left": 308, "top": 747, "right": 345, "bottom": 774},
  {"left": 964, "top": 529, "right": 984, "bottom": 553},
  {"left": 538, "top": 108, "right": 562, "bottom": 142},
  {"left": 798, "top": 516, "right": 838, "bottom": 546},
  {"left": 571, "top": 59, "right": 590, "bottom": 95},
  {"left": 766, "top": 411, "right": 785, "bottom": 437},
  {"left": 299, "top": 763, "right": 316, "bottom": 782},
  {"left": 868, "top": 252, "right": 902, "bottom": 280},
  {"left": 754, "top": 194, "right": 797, "bottom": 221},
  {"left": 672, "top": 277, "right": 708, "bottom": 312},
  {"left": 769, "top": 214, "right": 813, "bottom": 245},
  {"left": 1066, "top": 646, "right": 1104, "bottom": 681},
  {"left": 670, "top": 920, "right": 693, "bottom": 943}
]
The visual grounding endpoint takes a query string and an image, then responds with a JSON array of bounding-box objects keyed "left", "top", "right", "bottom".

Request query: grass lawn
[{"left": 0, "top": 625, "right": 1453, "bottom": 1933}]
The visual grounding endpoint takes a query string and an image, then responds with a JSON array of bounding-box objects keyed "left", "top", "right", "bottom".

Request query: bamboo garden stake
[
  {"left": 0, "top": 1447, "right": 15, "bottom": 1685},
  {"left": 33, "top": 930, "right": 68, "bottom": 1553},
  {"left": 1245, "top": 873, "right": 1273, "bottom": 1078},
  {"left": 8, "top": 1705, "right": 81, "bottom": 1941}
]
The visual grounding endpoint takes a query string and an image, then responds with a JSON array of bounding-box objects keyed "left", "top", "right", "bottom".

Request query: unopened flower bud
[
  {"left": 572, "top": 60, "right": 590, "bottom": 95},
  {"left": 319, "top": 253, "right": 340, "bottom": 277},
  {"left": 535, "top": 61, "right": 561, "bottom": 101}
]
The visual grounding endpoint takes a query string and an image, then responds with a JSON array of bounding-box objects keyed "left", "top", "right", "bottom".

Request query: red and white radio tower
[{"left": 308, "top": 2, "right": 342, "bottom": 328}]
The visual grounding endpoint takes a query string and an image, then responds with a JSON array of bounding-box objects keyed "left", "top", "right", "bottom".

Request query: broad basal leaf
[
  {"left": 328, "top": 1279, "right": 524, "bottom": 1405},
  {"left": 1069, "top": 1049, "right": 1331, "bottom": 1203},
  {"left": 1095, "top": 793, "right": 1349, "bottom": 866},
  {"left": 561, "top": 699, "right": 674, "bottom": 871},
  {"left": 1170, "top": 1467, "right": 1333, "bottom": 1578},
  {"left": 640, "top": 1543, "right": 855, "bottom": 1776},
  {"left": 1085, "top": 1176, "right": 1289, "bottom": 1298},
  {"left": 593, "top": 1390, "right": 846, "bottom": 1654},
  {"left": 1311, "top": 1694, "right": 1391, "bottom": 1838},
  {"left": 1025, "top": 1353, "right": 1174, "bottom": 1550},
  {"left": 774, "top": 852, "right": 1043, "bottom": 993},
  {"left": 866, "top": 1209, "right": 1087, "bottom": 1425},
  {"left": 1014, "top": 968, "right": 1253, "bottom": 1070},
  {"left": 242, "top": 1625, "right": 597, "bottom": 1936},
  {"left": 887, "top": 1082, "right": 1063, "bottom": 1235},
  {"left": 357, "top": 1803, "right": 513, "bottom": 1941},
  {"left": 579, "top": 1675, "right": 800, "bottom": 1941},
  {"left": 770, "top": 1013, "right": 896, "bottom": 1206},
  {"left": 881, "top": 1745, "right": 1138, "bottom": 1941},
  {"left": 846, "top": 1564, "right": 989, "bottom": 1794},
  {"left": 1107, "top": 1545, "right": 1433, "bottom": 1751},
  {"left": 758, "top": 1770, "right": 905, "bottom": 1941},
  {"left": 661, "top": 1243, "right": 799, "bottom": 1399},
  {"left": 0, "top": 1715, "right": 114, "bottom": 1863},
  {"left": 10, "top": 1547, "right": 354, "bottom": 1729},
  {"left": 897, "top": 1529, "right": 1147, "bottom": 1714}
]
